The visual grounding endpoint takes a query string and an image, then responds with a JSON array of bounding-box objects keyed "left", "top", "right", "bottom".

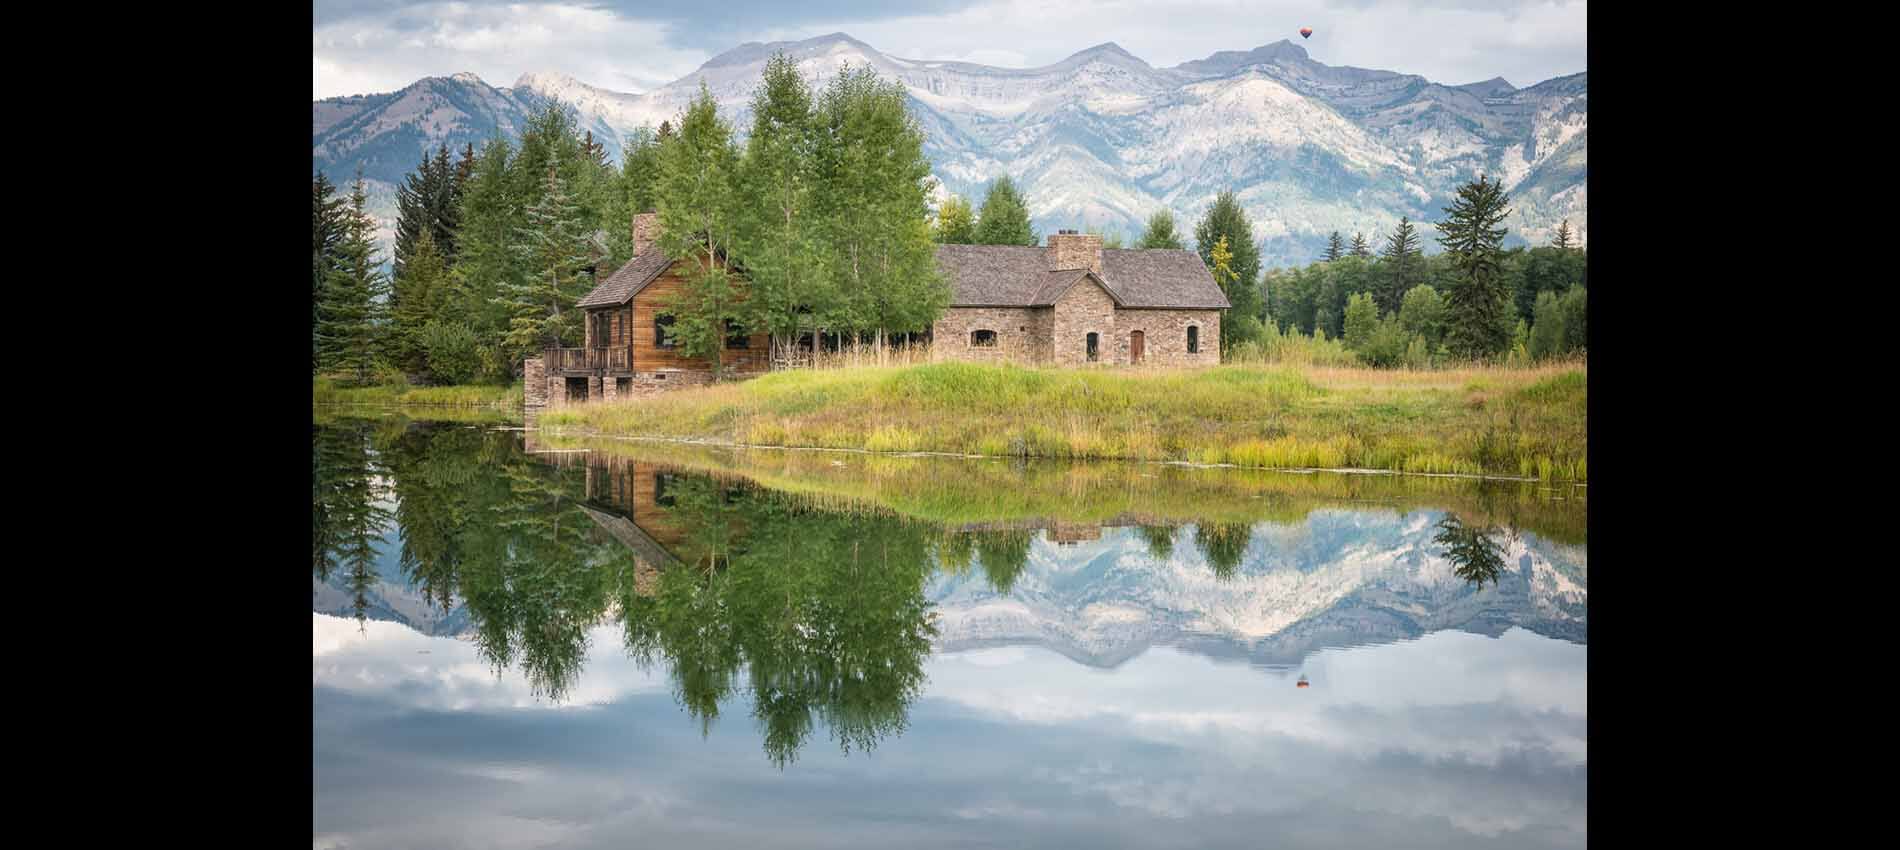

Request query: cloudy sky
[{"left": 312, "top": 0, "right": 1587, "bottom": 100}]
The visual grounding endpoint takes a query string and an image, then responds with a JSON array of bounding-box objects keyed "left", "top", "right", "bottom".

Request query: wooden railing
[{"left": 545, "top": 346, "right": 633, "bottom": 372}]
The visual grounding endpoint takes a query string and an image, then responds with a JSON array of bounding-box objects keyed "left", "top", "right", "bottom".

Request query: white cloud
[{"left": 313, "top": 0, "right": 1585, "bottom": 100}]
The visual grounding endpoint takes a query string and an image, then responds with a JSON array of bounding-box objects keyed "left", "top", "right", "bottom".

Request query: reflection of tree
[
  {"left": 1136, "top": 524, "right": 1177, "bottom": 562},
  {"left": 621, "top": 483, "right": 938, "bottom": 768},
  {"left": 311, "top": 421, "right": 394, "bottom": 624},
  {"left": 972, "top": 529, "right": 1035, "bottom": 594},
  {"left": 1193, "top": 522, "right": 1253, "bottom": 580},
  {"left": 1434, "top": 514, "right": 1506, "bottom": 586}
]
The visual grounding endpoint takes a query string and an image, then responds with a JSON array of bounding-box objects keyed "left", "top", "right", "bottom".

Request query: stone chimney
[
  {"left": 632, "top": 212, "right": 659, "bottom": 257},
  {"left": 1047, "top": 229, "right": 1103, "bottom": 274}
]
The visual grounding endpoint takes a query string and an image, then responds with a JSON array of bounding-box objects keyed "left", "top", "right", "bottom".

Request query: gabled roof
[
  {"left": 933, "top": 244, "right": 1230, "bottom": 309},
  {"left": 575, "top": 250, "right": 673, "bottom": 309}
]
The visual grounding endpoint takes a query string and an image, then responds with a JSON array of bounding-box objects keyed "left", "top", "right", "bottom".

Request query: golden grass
[{"left": 537, "top": 361, "right": 1585, "bottom": 480}]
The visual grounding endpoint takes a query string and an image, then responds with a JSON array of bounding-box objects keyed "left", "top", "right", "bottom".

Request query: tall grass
[
  {"left": 314, "top": 376, "right": 522, "bottom": 408},
  {"left": 537, "top": 361, "right": 1585, "bottom": 480}
]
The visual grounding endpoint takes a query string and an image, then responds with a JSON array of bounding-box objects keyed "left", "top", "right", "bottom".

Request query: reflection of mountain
[{"left": 926, "top": 512, "right": 1584, "bottom": 670}]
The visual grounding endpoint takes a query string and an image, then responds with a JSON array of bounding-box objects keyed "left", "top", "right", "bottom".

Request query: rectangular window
[
  {"left": 726, "top": 319, "right": 749, "bottom": 349},
  {"left": 1188, "top": 326, "right": 1200, "bottom": 354},
  {"left": 595, "top": 313, "right": 611, "bottom": 349},
  {"left": 655, "top": 314, "right": 677, "bottom": 349},
  {"left": 1086, "top": 332, "right": 1099, "bottom": 362}
]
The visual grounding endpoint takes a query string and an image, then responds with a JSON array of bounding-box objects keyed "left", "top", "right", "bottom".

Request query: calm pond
[{"left": 313, "top": 413, "right": 1587, "bottom": 849}]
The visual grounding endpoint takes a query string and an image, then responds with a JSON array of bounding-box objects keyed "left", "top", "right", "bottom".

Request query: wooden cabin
[{"left": 529, "top": 213, "right": 770, "bottom": 407}]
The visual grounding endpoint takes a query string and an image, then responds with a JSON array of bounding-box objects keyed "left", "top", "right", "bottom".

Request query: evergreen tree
[
  {"left": 393, "top": 146, "right": 460, "bottom": 279},
  {"left": 1436, "top": 175, "right": 1514, "bottom": 360},
  {"left": 811, "top": 64, "right": 947, "bottom": 350},
  {"left": 1324, "top": 230, "right": 1344, "bottom": 262},
  {"left": 653, "top": 83, "right": 744, "bottom": 372},
  {"left": 496, "top": 152, "right": 592, "bottom": 362},
  {"left": 312, "top": 172, "right": 346, "bottom": 373},
  {"left": 1560, "top": 286, "right": 1587, "bottom": 354},
  {"left": 1527, "top": 290, "right": 1566, "bottom": 361},
  {"left": 973, "top": 175, "right": 1036, "bottom": 246},
  {"left": 934, "top": 195, "right": 976, "bottom": 244},
  {"left": 448, "top": 137, "right": 520, "bottom": 379},
  {"left": 1138, "top": 210, "right": 1184, "bottom": 249},
  {"left": 317, "top": 173, "right": 390, "bottom": 384},
  {"left": 1342, "top": 292, "right": 1378, "bottom": 352},
  {"left": 735, "top": 53, "right": 830, "bottom": 361},
  {"left": 1194, "top": 191, "right": 1262, "bottom": 317},
  {"left": 1378, "top": 217, "right": 1423, "bottom": 316},
  {"left": 1350, "top": 231, "right": 1371, "bottom": 258},
  {"left": 1553, "top": 218, "right": 1573, "bottom": 250},
  {"left": 389, "top": 229, "right": 450, "bottom": 376}
]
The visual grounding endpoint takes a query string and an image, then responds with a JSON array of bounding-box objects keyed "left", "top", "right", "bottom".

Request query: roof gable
[{"left": 576, "top": 250, "right": 674, "bottom": 309}]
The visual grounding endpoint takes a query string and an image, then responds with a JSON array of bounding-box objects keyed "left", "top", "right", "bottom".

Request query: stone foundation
[{"left": 523, "top": 358, "right": 547, "bottom": 407}]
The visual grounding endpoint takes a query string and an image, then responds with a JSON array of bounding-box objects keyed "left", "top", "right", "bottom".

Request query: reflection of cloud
[
  {"left": 316, "top": 619, "right": 1586, "bottom": 847},
  {"left": 312, "top": 614, "right": 665, "bottom": 710}
]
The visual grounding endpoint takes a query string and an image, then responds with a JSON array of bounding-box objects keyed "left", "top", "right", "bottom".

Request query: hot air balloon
[
  {"left": 1296, "top": 675, "right": 1310, "bottom": 688},
  {"left": 1299, "top": 27, "right": 1313, "bottom": 39}
]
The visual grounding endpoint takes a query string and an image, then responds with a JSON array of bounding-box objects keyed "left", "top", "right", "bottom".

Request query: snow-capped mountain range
[{"left": 312, "top": 32, "right": 1586, "bottom": 269}]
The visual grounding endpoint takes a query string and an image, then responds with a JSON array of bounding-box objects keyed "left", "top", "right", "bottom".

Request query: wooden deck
[{"left": 546, "top": 345, "right": 633, "bottom": 376}]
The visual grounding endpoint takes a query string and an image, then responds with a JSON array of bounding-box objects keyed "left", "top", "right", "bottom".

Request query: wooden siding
[{"left": 629, "top": 257, "right": 771, "bottom": 374}]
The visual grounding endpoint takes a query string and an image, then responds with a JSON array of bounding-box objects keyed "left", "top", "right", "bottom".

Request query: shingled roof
[
  {"left": 575, "top": 250, "right": 673, "bottom": 309},
  {"left": 933, "top": 244, "right": 1230, "bottom": 309}
]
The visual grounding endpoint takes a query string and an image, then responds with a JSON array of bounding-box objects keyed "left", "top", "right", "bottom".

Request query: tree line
[
  {"left": 1257, "top": 184, "right": 1586, "bottom": 367},
  {"left": 312, "top": 54, "right": 950, "bottom": 385}
]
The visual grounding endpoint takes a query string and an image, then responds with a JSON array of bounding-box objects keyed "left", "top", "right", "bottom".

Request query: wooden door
[{"left": 1130, "top": 330, "right": 1144, "bottom": 364}]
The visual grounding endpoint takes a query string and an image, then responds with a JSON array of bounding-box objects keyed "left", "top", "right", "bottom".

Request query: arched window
[
  {"left": 655, "top": 313, "right": 677, "bottom": 349},
  {"left": 1187, "top": 325, "right": 1200, "bottom": 353},
  {"left": 971, "top": 329, "right": 997, "bottom": 347}
]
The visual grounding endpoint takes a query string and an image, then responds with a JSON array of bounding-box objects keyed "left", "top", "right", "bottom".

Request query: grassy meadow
[
  {"left": 313, "top": 377, "right": 523, "bottom": 408},
  {"left": 536, "top": 361, "right": 1587, "bottom": 481}
]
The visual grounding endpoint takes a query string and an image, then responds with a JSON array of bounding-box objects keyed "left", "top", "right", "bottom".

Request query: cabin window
[
  {"left": 655, "top": 473, "right": 677, "bottom": 507},
  {"left": 594, "top": 313, "right": 612, "bottom": 349},
  {"left": 655, "top": 313, "right": 677, "bottom": 349},
  {"left": 1187, "top": 325, "right": 1200, "bottom": 354},
  {"left": 971, "top": 329, "right": 998, "bottom": 348},
  {"left": 725, "top": 319, "right": 749, "bottom": 349},
  {"left": 1086, "top": 332, "right": 1099, "bottom": 362}
]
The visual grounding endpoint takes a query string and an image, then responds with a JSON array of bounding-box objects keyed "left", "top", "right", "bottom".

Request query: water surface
[{"left": 312, "top": 414, "right": 1586, "bottom": 849}]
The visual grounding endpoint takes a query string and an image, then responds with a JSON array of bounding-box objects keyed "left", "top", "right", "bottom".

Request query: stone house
[
  {"left": 526, "top": 213, "right": 770, "bottom": 408},
  {"left": 930, "top": 231, "right": 1228, "bottom": 367}
]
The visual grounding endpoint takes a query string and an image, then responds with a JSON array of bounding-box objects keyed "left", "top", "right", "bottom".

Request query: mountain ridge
[{"left": 313, "top": 31, "right": 1585, "bottom": 267}]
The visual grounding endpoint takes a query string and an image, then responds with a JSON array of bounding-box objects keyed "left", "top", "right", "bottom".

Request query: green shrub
[
  {"left": 421, "top": 320, "right": 482, "bottom": 385},
  {"left": 1357, "top": 318, "right": 1410, "bottom": 368},
  {"left": 1528, "top": 291, "right": 1566, "bottom": 361}
]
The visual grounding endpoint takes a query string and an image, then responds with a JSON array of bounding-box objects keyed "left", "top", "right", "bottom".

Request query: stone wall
[
  {"left": 1111, "top": 309, "right": 1222, "bottom": 367},
  {"left": 1050, "top": 278, "right": 1119, "bottom": 366},
  {"left": 1046, "top": 232, "right": 1103, "bottom": 274},
  {"left": 930, "top": 306, "right": 1050, "bottom": 365}
]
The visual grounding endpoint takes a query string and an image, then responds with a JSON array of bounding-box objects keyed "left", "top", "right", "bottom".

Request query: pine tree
[
  {"left": 653, "top": 83, "right": 744, "bottom": 372},
  {"left": 312, "top": 172, "right": 346, "bottom": 373},
  {"left": 934, "top": 195, "right": 977, "bottom": 244},
  {"left": 448, "top": 137, "right": 519, "bottom": 379},
  {"left": 1378, "top": 217, "right": 1423, "bottom": 316},
  {"left": 974, "top": 175, "right": 1036, "bottom": 246},
  {"left": 389, "top": 229, "right": 450, "bottom": 377},
  {"left": 1553, "top": 218, "right": 1573, "bottom": 250},
  {"left": 1194, "top": 191, "right": 1261, "bottom": 317},
  {"left": 1436, "top": 175, "right": 1514, "bottom": 360},
  {"left": 735, "top": 52, "right": 830, "bottom": 361},
  {"left": 1139, "top": 210, "right": 1184, "bottom": 249},
  {"left": 496, "top": 152, "right": 592, "bottom": 362},
  {"left": 1350, "top": 232, "right": 1371, "bottom": 258},
  {"left": 318, "top": 173, "right": 390, "bottom": 384},
  {"left": 1324, "top": 231, "right": 1344, "bottom": 262},
  {"left": 811, "top": 64, "right": 947, "bottom": 352}
]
